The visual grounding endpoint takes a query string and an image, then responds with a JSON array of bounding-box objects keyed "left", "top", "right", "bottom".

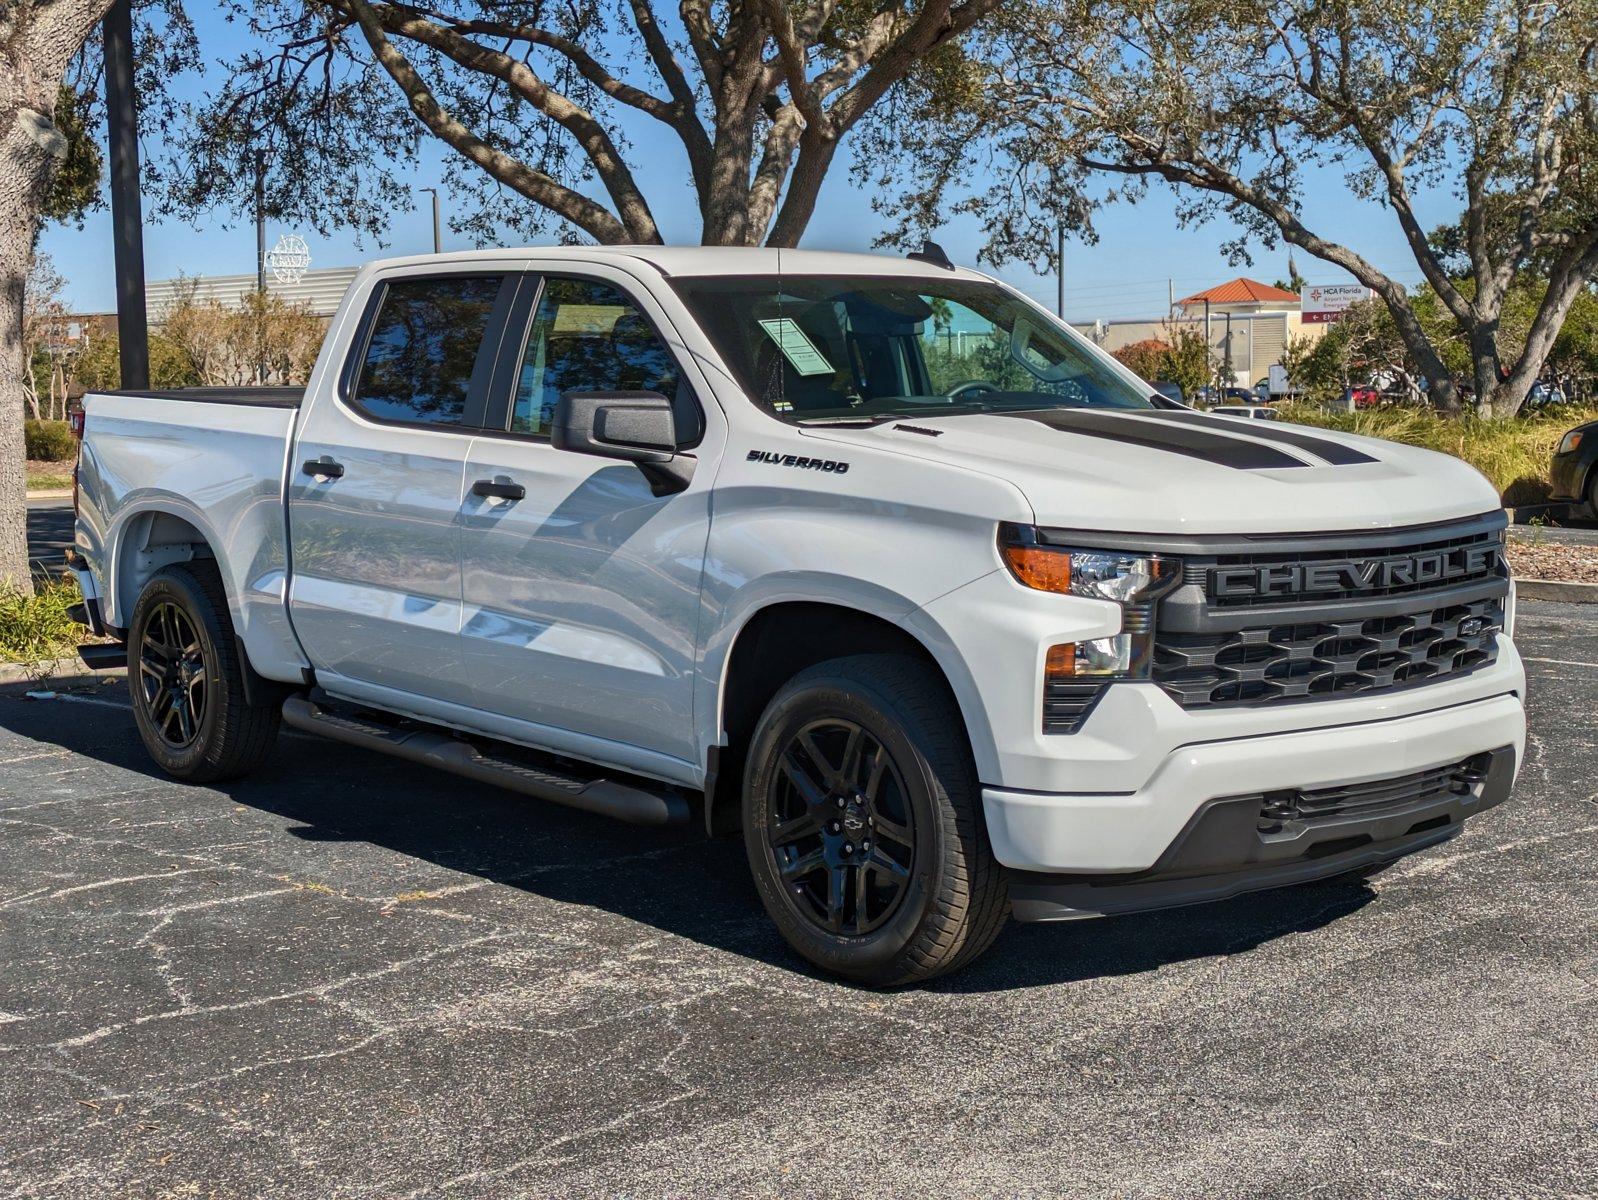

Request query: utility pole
[
  {"left": 254, "top": 150, "right": 267, "bottom": 384},
  {"left": 1203, "top": 298, "right": 1213, "bottom": 391},
  {"left": 1223, "top": 311, "right": 1234, "bottom": 388},
  {"left": 1168, "top": 278, "right": 1175, "bottom": 318},
  {"left": 103, "top": 0, "right": 148, "bottom": 390},
  {"left": 255, "top": 150, "right": 267, "bottom": 295},
  {"left": 1055, "top": 226, "right": 1065, "bottom": 318},
  {"left": 421, "top": 187, "right": 442, "bottom": 254}
]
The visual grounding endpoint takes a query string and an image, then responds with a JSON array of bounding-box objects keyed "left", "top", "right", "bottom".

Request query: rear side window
[{"left": 353, "top": 276, "right": 504, "bottom": 426}]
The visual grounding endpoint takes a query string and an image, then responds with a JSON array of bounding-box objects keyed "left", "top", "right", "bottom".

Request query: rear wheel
[
  {"left": 129, "top": 563, "right": 280, "bottom": 782},
  {"left": 742, "top": 654, "right": 1008, "bottom": 986}
]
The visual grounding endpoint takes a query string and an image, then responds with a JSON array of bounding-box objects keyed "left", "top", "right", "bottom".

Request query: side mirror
[{"left": 551, "top": 390, "right": 694, "bottom": 495}]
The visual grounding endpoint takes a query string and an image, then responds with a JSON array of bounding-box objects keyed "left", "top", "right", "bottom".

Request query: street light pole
[
  {"left": 255, "top": 150, "right": 267, "bottom": 295},
  {"left": 1055, "top": 226, "right": 1065, "bottom": 318},
  {"left": 103, "top": 0, "right": 148, "bottom": 390},
  {"left": 421, "top": 187, "right": 441, "bottom": 253}
]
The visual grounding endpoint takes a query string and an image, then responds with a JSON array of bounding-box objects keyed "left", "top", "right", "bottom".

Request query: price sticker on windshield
[{"left": 758, "top": 317, "right": 833, "bottom": 376}]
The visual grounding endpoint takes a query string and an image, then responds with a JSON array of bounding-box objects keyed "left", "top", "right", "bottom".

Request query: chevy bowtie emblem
[{"left": 1458, "top": 616, "right": 1490, "bottom": 637}]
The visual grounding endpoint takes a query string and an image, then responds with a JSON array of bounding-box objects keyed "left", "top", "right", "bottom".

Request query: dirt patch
[{"left": 1508, "top": 534, "right": 1598, "bottom": 583}]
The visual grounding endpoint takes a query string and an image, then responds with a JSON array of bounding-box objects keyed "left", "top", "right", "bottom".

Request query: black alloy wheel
[
  {"left": 765, "top": 719, "right": 916, "bottom": 936},
  {"left": 127, "top": 562, "right": 281, "bottom": 783},
  {"left": 741, "top": 654, "right": 1010, "bottom": 987},
  {"left": 137, "top": 601, "right": 208, "bottom": 749}
]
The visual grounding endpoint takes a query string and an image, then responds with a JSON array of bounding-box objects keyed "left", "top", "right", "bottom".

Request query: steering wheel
[{"left": 944, "top": 380, "right": 1001, "bottom": 403}]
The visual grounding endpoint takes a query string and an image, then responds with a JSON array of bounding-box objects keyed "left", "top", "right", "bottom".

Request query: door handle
[
  {"left": 302, "top": 457, "right": 345, "bottom": 480},
  {"left": 472, "top": 479, "right": 526, "bottom": 501}
]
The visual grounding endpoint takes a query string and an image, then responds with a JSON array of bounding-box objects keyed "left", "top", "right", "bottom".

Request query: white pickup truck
[{"left": 69, "top": 246, "right": 1525, "bottom": 984}]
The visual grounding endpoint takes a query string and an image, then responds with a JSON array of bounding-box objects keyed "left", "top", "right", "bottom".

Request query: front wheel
[
  {"left": 129, "top": 562, "right": 280, "bottom": 782},
  {"left": 742, "top": 654, "right": 1009, "bottom": 986}
]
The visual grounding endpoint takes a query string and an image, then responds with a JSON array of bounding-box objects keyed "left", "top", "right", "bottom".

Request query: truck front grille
[
  {"left": 1149, "top": 516, "right": 1509, "bottom": 711},
  {"left": 1154, "top": 595, "right": 1503, "bottom": 708}
]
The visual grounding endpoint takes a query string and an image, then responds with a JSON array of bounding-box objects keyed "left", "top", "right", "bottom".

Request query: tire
[
  {"left": 741, "top": 654, "right": 1009, "bottom": 986},
  {"left": 1587, "top": 469, "right": 1598, "bottom": 523},
  {"left": 128, "top": 562, "right": 280, "bottom": 782}
]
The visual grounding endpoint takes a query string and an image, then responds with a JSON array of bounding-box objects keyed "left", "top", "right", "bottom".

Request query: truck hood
[{"left": 801, "top": 409, "right": 1502, "bottom": 535}]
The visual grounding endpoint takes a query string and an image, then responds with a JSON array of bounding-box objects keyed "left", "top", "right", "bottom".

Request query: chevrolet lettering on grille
[{"left": 1210, "top": 544, "right": 1501, "bottom": 599}]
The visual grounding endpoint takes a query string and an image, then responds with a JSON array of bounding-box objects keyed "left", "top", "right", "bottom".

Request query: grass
[
  {"left": 1277, "top": 404, "right": 1598, "bottom": 506},
  {"left": 0, "top": 576, "right": 84, "bottom": 669},
  {"left": 26, "top": 466, "right": 73, "bottom": 488}
]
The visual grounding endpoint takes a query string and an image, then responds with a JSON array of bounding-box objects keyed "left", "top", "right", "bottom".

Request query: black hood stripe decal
[
  {"left": 1001, "top": 409, "right": 1308, "bottom": 470},
  {"left": 1134, "top": 409, "right": 1379, "bottom": 465}
]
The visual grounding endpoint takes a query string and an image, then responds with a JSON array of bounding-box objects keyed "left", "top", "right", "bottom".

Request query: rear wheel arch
[
  {"left": 706, "top": 600, "right": 982, "bottom": 836},
  {"left": 111, "top": 508, "right": 218, "bottom": 631}
]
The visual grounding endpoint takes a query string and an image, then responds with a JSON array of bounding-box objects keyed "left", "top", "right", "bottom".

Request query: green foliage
[
  {"left": 0, "top": 577, "right": 83, "bottom": 666},
  {"left": 1111, "top": 338, "right": 1169, "bottom": 381},
  {"left": 40, "top": 86, "right": 102, "bottom": 229},
  {"left": 75, "top": 331, "right": 202, "bottom": 392},
  {"left": 1278, "top": 404, "right": 1598, "bottom": 505},
  {"left": 23, "top": 420, "right": 76, "bottom": 462}
]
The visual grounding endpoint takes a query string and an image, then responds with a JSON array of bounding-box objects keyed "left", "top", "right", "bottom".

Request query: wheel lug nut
[
  {"left": 862, "top": 839, "right": 871, "bottom": 851},
  {"left": 843, "top": 842, "right": 854, "bottom": 855},
  {"left": 835, "top": 797, "right": 845, "bottom": 809}
]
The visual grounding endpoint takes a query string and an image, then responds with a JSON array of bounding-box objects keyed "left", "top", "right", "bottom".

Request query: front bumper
[
  {"left": 982, "top": 688, "right": 1525, "bottom": 875},
  {"left": 1006, "top": 744, "right": 1515, "bottom": 921},
  {"left": 1548, "top": 448, "right": 1589, "bottom": 503}
]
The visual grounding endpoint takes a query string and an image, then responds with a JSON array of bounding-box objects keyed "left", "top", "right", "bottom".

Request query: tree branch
[{"left": 341, "top": 0, "right": 632, "bottom": 243}]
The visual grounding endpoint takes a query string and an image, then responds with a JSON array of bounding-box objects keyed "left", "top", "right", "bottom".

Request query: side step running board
[{"left": 281, "top": 695, "right": 690, "bottom": 827}]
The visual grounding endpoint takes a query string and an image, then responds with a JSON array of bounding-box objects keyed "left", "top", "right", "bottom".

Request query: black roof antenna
[{"left": 907, "top": 239, "right": 956, "bottom": 270}]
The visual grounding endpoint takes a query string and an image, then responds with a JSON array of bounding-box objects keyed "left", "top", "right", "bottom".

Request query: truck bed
[{"left": 101, "top": 387, "right": 305, "bottom": 408}]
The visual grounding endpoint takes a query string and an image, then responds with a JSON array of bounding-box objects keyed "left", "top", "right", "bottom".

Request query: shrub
[
  {"left": 24, "top": 419, "right": 76, "bottom": 462},
  {"left": 0, "top": 577, "right": 83, "bottom": 666},
  {"left": 1277, "top": 403, "right": 1598, "bottom": 505}
]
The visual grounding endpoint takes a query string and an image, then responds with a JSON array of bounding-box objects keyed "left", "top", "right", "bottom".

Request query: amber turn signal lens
[
  {"left": 1001, "top": 544, "right": 1071, "bottom": 593},
  {"left": 1044, "top": 643, "right": 1077, "bottom": 678}
]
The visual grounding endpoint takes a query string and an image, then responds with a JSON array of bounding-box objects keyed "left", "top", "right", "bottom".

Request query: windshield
[{"left": 671, "top": 274, "right": 1157, "bottom": 424}]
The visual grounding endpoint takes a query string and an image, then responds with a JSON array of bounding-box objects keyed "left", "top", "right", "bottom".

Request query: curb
[
  {"left": 0, "top": 657, "right": 123, "bottom": 693},
  {"left": 25, "top": 489, "right": 73, "bottom": 500},
  {"left": 1516, "top": 578, "right": 1598, "bottom": 604}
]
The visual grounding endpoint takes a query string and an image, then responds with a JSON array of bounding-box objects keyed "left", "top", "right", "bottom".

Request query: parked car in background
[
  {"left": 1151, "top": 380, "right": 1185, "bottom": 406},
  {"left": 1549, "top": 419, "right": 1598, "bottom": 515},
  {"left": 1346, "top": 386, "right": 1381, "bottom": 410},
  {"left": 68, "top": 246, "right": 1525, "bottom": 986},
  {"left": 1210, "top": 405, "right": 1281, "bottom": 421}
]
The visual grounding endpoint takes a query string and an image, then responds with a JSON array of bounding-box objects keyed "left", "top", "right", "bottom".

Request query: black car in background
[{"left": 1549, "top": 419, "right": 1598, "bottom": 515}]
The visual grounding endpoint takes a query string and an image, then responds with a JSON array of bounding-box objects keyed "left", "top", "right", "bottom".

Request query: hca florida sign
[{"left": 1303, "top": 283, "right": 1370, "bottom": 324}]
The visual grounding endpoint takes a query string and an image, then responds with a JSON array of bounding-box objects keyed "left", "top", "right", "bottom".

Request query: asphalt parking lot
[{"left": 1, "top": 603, "right": 1593, "bottom": 1199}]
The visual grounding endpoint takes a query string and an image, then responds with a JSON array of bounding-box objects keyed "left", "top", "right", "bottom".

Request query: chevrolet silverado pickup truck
[{"left": 68, "top": 246, "right": 1525, "bottom": 985}]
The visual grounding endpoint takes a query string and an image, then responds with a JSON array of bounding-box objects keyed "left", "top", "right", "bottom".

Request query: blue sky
[{"left": 38, "top": 11, "right": 1454, "bottom": 324}]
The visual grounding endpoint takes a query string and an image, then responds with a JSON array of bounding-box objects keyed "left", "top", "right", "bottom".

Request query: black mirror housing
[
  {"left": 552, "top": 390, "right": 678, "bottom": 462},
  {"left": 551, "top": 390, "right": 693, "bottom": 495}
]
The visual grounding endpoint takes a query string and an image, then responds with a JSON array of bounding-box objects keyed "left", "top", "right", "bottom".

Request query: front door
[
  {"left": 288, "top": 270, "right": 517, "bottom": 708},
  {"left": 457, "top": 272, "right": 714, "bottom": 772}
]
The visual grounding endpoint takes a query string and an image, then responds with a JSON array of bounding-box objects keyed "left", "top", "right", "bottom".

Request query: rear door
[
  {"left": 287, "top": 269, "right": 520, "bottom": 708},
  {"left": 455, "top": 267, "right": 717, "bottom": 773}
]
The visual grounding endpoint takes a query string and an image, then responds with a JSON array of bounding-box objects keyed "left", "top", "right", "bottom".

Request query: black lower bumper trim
[{"left": 1010, "top": 745, "right": 1516, "bottom": 922}]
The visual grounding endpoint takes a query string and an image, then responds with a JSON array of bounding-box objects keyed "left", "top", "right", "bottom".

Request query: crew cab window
[
  {"left": 511, "top": 277, "right": 682, "bottom": 438},
  {"left": 353, "top": 276, "right": 504, "bottom": 426}
]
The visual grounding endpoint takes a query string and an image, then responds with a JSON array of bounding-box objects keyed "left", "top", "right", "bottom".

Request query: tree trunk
[{"left": 0, "top": 84, "right": 69, "bottom": 593}]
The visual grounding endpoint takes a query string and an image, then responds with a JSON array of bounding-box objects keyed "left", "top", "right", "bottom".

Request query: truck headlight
[
  {"left": 998, "top": 525, "right": 1177, "bottom": 608},
  {"left": 999, "top": 523, "right": 1181, "bottom": 697},
  {"left": 1557, "top": 429, "right": 1583, "bottom": 455}
]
